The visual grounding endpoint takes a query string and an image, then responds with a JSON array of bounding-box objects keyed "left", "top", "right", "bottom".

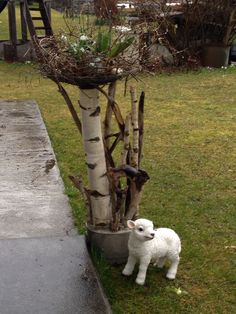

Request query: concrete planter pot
[
  {"left": 229, "top": 44, "right": 236, "bottom": 62},
  {"left": 86, "top": 225, "right": 131, "bottom": 264},
  {"left": 202, "top": 45, "right": 230, "bottom": 68}
]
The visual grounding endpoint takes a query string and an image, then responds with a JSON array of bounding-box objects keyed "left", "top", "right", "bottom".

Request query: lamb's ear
[{"left": 127, "top": 220, "right": 136, "bottom": 229}]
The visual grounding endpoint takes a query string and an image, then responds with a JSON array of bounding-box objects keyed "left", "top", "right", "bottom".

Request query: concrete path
[{"left": 0, "top": 100, "right": 111, "bottom": 314}]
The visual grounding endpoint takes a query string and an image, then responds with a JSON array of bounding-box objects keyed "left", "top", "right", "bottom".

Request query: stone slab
[
  {"left": 0, "top": 235, "right": 111, "bottom": 314},
  {"left": 0, "top": 100, "right": 111, "bottom": 314},
  {"left": 0, "top": 100, "right": 75, "bottom": 239},
  {"left": 0, "top": 41, "right": 34, "bottom": 62}
]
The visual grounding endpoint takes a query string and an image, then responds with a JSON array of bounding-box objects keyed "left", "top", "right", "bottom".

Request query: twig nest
[{"left": 35, "top": 32, "right": 139, "bottom": 87}]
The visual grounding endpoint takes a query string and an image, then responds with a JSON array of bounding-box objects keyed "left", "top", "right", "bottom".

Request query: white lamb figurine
[{"left": 122, "top": 218, "right": 181, "bottom": 285}]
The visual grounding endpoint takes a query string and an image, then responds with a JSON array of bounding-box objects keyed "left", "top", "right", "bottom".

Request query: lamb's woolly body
[
  {"left": 128, "top": 228, "right": 181, "bottom": 263},
  {"left": 122, "top": 218, "right": 181, "bottom": 285}
]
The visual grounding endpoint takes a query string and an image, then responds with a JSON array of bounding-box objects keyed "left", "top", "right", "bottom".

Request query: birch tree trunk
[{"left": 79, "top": 89, "right": 112, "bottom": 226}]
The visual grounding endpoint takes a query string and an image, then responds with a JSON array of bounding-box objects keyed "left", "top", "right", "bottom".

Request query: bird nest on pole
[{"left": 35, "top": 31, "right": 138, "bottom": 88}]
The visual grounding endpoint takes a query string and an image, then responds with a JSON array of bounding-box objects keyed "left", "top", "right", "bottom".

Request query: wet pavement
[{"left": 0, "top": 100, "right": 111, "bottom": 314}]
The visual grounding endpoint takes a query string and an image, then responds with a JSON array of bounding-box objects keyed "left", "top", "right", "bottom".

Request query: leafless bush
[
  {"left": 94, "top": 0, "right": 118, "bottom": 20},
  {"left": 131, "top": 0, "right": 236, "bottom": 69},
  {"left": 176, "top": 0, "right": 236, "bottom": 47}
]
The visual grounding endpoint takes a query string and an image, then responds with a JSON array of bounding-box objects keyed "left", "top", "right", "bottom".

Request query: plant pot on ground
[
  {"left": 229, "top": 44, "right": 236, "bottom": 62},
  {"left": 163, "top": 0, "right": 236, "bottom": 67},
  {"left": 202, "top": 45, "right": 230, "bottom": 68},
  {"left": 199, "top": 1, "right": 236, "bottom": 67},
  {"left": 86, "top": 226, "right": 131, "bottom": 264}
]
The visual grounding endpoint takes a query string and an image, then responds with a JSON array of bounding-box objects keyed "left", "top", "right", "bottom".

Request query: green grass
[
  {"left": 0, "top": 7, "right": 236, "bottom": 314},
  {"left": 0, "top": 61, "right": 235, "bottom": 313}
]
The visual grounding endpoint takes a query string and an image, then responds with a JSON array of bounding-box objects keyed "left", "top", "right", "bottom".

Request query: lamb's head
[{"left": 127, "top": 218, "right": 155, "bottom": 242}]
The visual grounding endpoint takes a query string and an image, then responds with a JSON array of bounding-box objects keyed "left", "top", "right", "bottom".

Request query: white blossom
[
  {"left": 112, "top": 68, "right": 123, "bottom": 74},
  {"left": 80, "top": 34, "right": 89, "bottom": 41},
  {"left": 114, "top": 26, "right": 131, "bottom": 33},
  {"left": 61, "top": 34, "right": 68, "bottom": 43}
]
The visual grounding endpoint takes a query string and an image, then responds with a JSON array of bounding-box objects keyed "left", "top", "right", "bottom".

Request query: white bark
[{"left": 79, "top": 89, "right": 112, "bottom": 225}]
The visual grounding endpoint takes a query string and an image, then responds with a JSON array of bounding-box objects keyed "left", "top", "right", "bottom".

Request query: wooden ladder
[{"left": 24, "top": 0, "right": 53, "bottom": 43}]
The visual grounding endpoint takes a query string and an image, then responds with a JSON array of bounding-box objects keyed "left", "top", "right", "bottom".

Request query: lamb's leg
[
  {"left": 166, "top": 256, "right": 180, "bottom": 280},
  {"left": 136, "top": 257, "right": 150, "bottom": 285},
  {"left": 122, "top": 255, "right": 137, "bottom": 276},
  {"left": 157, "top": 257, "right": 166, "bottom": 268}
]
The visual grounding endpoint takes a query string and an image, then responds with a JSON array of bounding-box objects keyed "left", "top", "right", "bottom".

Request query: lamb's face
[{"left": 127, "top": 219, "right": 155, "bottom": 242}]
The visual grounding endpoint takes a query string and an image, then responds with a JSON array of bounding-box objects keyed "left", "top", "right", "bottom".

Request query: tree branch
[{"left": 56, "top": 81, "right": 82, "bottom": 134}]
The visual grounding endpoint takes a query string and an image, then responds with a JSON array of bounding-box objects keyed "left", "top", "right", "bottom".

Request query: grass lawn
[
  {"left": 1, "top": 6, "right": 236, "bottom": 314},
  {"left": 0, "top": 61, "right": 235, "bottom": 313}
]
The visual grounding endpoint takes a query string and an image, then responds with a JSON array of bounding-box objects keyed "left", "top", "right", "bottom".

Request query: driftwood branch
[
  {"left": 69, "top": 175, "right": 93, "bottom": 224},
  {"left": 121, "top": 113, "right": 131, "bottom": 165},
  {"left": 126, "top": 181, "right": 143, "bottom": 221},
  {"left": 109, "top": 132, "right": 122, "bottom": 155},
  {"left": 97, "top": 86, "right": 125, "bottom": 135},
  {"left": 138, "top": 91, "right": 145, "bottom": 167},
  {"left": 107, "top": 177, "right": 125, "bottom": 231},
  {"left": 111, "top": 189, "right": 126, "bottom": 231},
  {"left": 108, "top": 165, "right": 149, "bottom": 221},
  {"left": 104, "top": 140, "right": 116, "bottom": 168},
  {"left": 56, "top": 81, "right": 82, "bottom": 134},
  {"left": 107, "top": 167, "right": 128, "bottom": 231},
  {"left": 104, "top": 82, "right": 116, "bottom": 149},
  {"left": 130, "top": 86, "right": 139, "bottom": 169},
  {"left": 104, "top": 132, "right": 120, "bottom": 140}
]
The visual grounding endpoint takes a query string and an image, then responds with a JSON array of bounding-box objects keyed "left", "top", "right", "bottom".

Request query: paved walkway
[{"left": 0, "top": 100, "right": 111, "bottom": 314}]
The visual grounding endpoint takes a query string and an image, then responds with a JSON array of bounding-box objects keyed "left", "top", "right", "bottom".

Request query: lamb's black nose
[{"left": 150, "top": 233, "right": 155, "bottom": 237}]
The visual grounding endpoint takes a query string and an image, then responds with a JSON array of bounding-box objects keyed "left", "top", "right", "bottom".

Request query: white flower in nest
[
  {"left": 61, "top": 34, "right": 68, "bottom": 43},
  {"left": 94, "top": 57, "right": 101, "bottom": 63},
  {"left": 111, "top": 68, "right": 123, "bottom": 74},
  {"left": 80, "top": 34, "right": 89, "bottom": 41},
  {"left": 114, "top": 26, "right": 132, "bottom": 33}
]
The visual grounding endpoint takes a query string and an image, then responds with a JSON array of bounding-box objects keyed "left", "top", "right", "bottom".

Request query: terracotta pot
[
  {"left": 202, "top": 45, "right": 230, "bottom": 68},
  {"left": 86, "top": 225, "right": 131, "bottom": 264}
]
